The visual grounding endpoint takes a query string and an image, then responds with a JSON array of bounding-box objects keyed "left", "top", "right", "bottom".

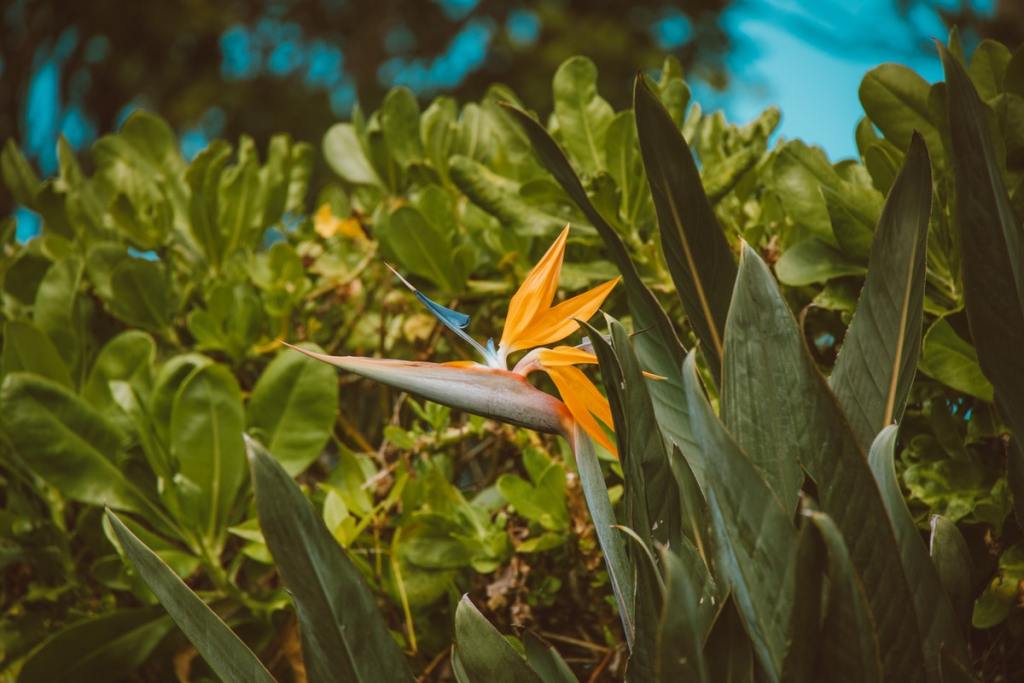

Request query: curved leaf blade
[
  {"left": 247, "top": 436, "right": 414, "bottom": 683},
  {"left": 452, "top": 596, "right": 542, "bottom": 683},
  {"left": 830, "top": 133, "right": 932, "bottom": 451},
  {"left": 634, "top": 75, "right": 737, "bottom": 377},
  {"left": 106, "top": 511, "right": 275, "bottom": 683},
  {"left": 868, "top": 426, "right": 969, "bottom": 671}
]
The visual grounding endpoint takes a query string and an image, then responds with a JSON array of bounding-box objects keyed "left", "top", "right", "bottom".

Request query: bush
[{"left": 2, "top": 33, "right": 1022, "bottom": 682}]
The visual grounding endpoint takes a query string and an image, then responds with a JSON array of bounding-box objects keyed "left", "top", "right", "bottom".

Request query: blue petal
[{"left": 414, "top": 291, "right": 470, "bottom": 329}]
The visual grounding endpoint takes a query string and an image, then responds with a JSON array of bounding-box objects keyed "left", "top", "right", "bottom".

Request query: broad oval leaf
[
  {"left": 1, "top": 320, "right": 72, "bottom": 388},
  {"left": 170, "top": 363, "right": 247, "bottom": 542},
  {"left": 247, "top": 343, "right": 338, "bottom": 476},
  {"left": 323, "top": 123, "right": 380, "bottom": 185}
]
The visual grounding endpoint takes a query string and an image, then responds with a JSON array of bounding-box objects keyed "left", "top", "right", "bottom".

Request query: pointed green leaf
[
  {"left": 247, "top": 436, "right": 414, "bottom": 683},
  {"left": 570, "top": 425, "right": 635, "bottom": 649},
  {"left": 452, "top": 596, "right": 542, "bottom": 683},
  {"left": 17, "top": 609, "right": 173, "bottom": 683},
  {"left": 929, "top": 515, "right": 973, "bottom": 633},
  {"left": 725, "top": 245, "right": 927, "bottom": 681},
  {"left": 830, "top": 133, "right": 932, "bottom": 452},
  {"left": 106, "top": 511, "right": 275, "bottom": 682},
  {"left": 635, "top": 75, "right": 736, "bottom": 378},
  {"left": 523, "top": 633, "right": 576, "bottom": 683},
  {"left": 805, "top": 511, "right": 883, "bottom": 683},
  {"left": 780, "top": 524, "right": 826, "bottom": 683},
  {"left": 940, "top": 43, "right": 1024, "bottom": 441},
  {"left": 657, "top": 547, "right": 712, "bottom": 683},
  {"left": 683, "top": 351, "right": 797, "bottom": 680},
  {"left": 919, "top": 318, "right": 994, "bottom": 402},
  {"left": 868, "top": 426, "right": 969, "bottom": 670},
  {"left": 170, "top": 363, "right": 246, "bottom": 542},
  {"left": 1, "top": 138, "right": 41, "bottom": 206}
]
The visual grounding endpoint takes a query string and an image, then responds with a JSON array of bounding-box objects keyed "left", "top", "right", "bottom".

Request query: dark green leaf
[
  {"left": 453, "top": 596, "right": 542, "bottom": 683},
  {"left": 805, "top": 511, "right": 883, "bottom": 683},
  {"left": 106, "top": 511, "right": 275, "bottom": 683},
  {"left": 683, "top": 351, "right": 797, "bottom": 678},
  {"left": 724, "top": 245, "right": 927, "bottom": 681},
  {"left": 940, "top": 43, "right": 1024, "bottom": 441},
  {"left": 868, "top": 426, "right": 969, "bottom": 671},
  {"left": 380, "top": 87, "right": 424, "bottom": 168},
  {"left": 634, "top": 75, "right": 736, "bottom": 378},
  {"left": 929, "top": 515, "right": 973, "bottom": 633},
  {"left": 523, "top": 633, "right": 576, "bottom": 683},
  {"left": 82, "top": 330, "right": 156, "bottom": 427},
  {"left": 248, "top": 436, "right": 414, "bottom": 683},
  {"left": 657, "top": 547, "right": 711, "bottom": 683},
  {"left": 106, "top": 257, "right": 176, "bottom": 333},
  {"left": 17, "top": 609, "right": 173, "bottom": 683},
  {"left": 829, "top": 133, "right": 932, "bottom": 452},
  {"left": 780, "top": 524, "right": 826, "bottom": 683}
]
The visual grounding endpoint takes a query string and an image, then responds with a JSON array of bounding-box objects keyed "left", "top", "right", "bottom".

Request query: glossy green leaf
[
  {"left": 247, "top": 436, "right": 414, "bottom": 683},
  {"left": 323, "top": 122, "right": 380, "bottom": 185},
  {"left": 452, "top": 595, "right": 542, "bottom": 683},
  {"left": 380, "top": 87, "right": 424, "bottom": 168},
  {"left": 17, "top": 608, "right": 173, "bottom": 683},
  {"left": 859, "top": 63, "right": 943, "bottom": 157},
  {"left": 106, "top": 257, "right": 176, "bottom": 333},
  {"left": 0, "top": 373, "right": 159, "bottom": 516},
  {"left": 503, "top": 104, "right": 696, "bottom": 468},
  {"left": 635, "top": 75, "right": 736, "bottom": 378},
  {"left": 725, "top": 245, "right": 927, "bottom": 681},
  {"left": 1, "top": 320, "right": 72, "bottom": 388},
  {"left": 552, "top": 56, "right": 613, "bottom": 175},
  {"left": 247, "top": 343, "right": 338, "bottom": 476},
  {"left": 940, "top": 43, "right": 1024, "bottom": 441},
  {"left": 919, "top": 318, "right": 994, "bottom": 402},
  {"left": 170, "top": 363, "right": 246, "bottom": 542},
  {"left": 829, "top": 133, "right": 931, "bottom": 452},
  {"left": 33, "top": 255, "right": 84, "bottom": 374},
  {"left": 83, "top": 331, "right": 156, "bottom": 420},
  {"left": 185, "top": 140, "right": 232, "bottom": 267},
  {"left": 868, "top": 426, "right": 969, "bottom": 671},
  {"left": 106, "top": 511, "right": 275, "bottom": 682},
  {"left": 381, "top": 205, "right": 465, "bottom": 292},
  {"left": 929, "top": 515, "right": 973, "bottom": 633},
  {"left": 683, "top": 351, "right": 797, "bottom": 679},
  {"left": 774, "top": 238, "right": 866, "bottom": 286}
]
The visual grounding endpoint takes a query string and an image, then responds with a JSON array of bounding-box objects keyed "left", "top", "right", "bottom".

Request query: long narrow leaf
[
  {"left": 105, "top": 511, "right": 275, "bottom": 683},
  {"left": 452, "top": 596, "right": 542, "bottom": 683},
  {"left": 829, "top": 133, "right": 932, "bottom": 452},
  {"left": 683, "top": 352, "right": 797, "bottom": 680},
  {"left": 726, "top": 244, "right": 927, "bottom": 681},
  {"left": 247, "top": 436, "right": 414, "bottom": 683},
  {"left": 940, "top": 43, "right": 1024, "bottom": 442},
  {"left": 868, "top": 426, "right": 969, "bottom": 670},
  {"left": 634, "top": 75, "right": 737, "bottom": 379}
]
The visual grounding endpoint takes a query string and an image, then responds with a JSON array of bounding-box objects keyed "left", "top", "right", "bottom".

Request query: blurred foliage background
[{"left": 1, "top": 0, "right": 1019, "bottom": 225}]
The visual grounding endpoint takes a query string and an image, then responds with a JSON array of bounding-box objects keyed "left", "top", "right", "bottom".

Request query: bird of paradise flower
[{"left": 285, "top": 225, "right": 623, "bottom": 454}]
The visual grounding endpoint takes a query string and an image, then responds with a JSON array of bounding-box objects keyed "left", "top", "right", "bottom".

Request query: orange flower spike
[{"left": 498, "top": 225, "right": 620, "bottom": 358}]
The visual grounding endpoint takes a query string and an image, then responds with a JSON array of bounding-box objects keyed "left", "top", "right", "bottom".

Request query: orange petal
[
  {"left": 543, "top": 364, "right": 617, "bottom": 456},
  {"left": 500, "top": 226, "right": 570, "bottom": 350},
  {"left": 443, "top": 360, "right": 482, "bottom": 368},
  {"left": 505, "top": 276, "right": 620, "bottom": 352},
  {"left": 537, "top": 346, "right": 598, "bottom": 367}
]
